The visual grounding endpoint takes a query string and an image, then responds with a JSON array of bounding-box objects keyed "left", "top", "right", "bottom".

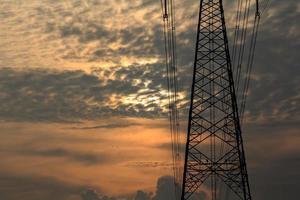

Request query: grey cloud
[
  {"left": 0, "top": 159, "right": 198, "bottom": 200},
  {"left": 240, "top": 0, "right": 300, "bottom": 125},
  {"left": 59, "top": 22, "right": 113, "bottom": 44},
  {"left": 80, "top": 176, "right": 207, "bottom": 200},
  {"left": 0, "top": 173, "right": 84, "bottom": 200},
  {"left": 60, "top": 24, "right": 82, "bottom": 37},
  {"left": 115, "top": 24, "right": 165, "bottom": 56},
  {"left": 0, "top": 68, "right": 105, "bottom": 122},
  {"left": 251, "top": 153, "right": 300, "bottom": 200},
  {"left": 174, "top": 0, "right": 300, "bottom": 127},
  {"left": 134, "top": 190, "right": 151, "bottom": 200},
  {"left": 37, "top": 1, "right": 163, "bottom": 63},
  {"left": 152, "top": 176, "right": 177, "bottom": 200},
  {"left": 236, "top": 119, "right": 300, "bottom": 200},
  {"left": 81, "top": 189, "right": 117, "bottom": 200},
  {"left": 0, "top": 67, "right": 170, "bottom": 122},
  {"left": 20, "top": 148, "right": 108, "bottom": 165},
  {"left": 69, "top": 123, "right": 140, "bottom": 130},
  {"left": 247, "top": 136, "right": 300, "bottom": 200},
  {"left": 156, "top": 142, "right": 185, "bottom": 154},
  {"left": 152, "top": 176, "right": 206, "bottom": 200},
  {"left": 39, "top": 1, "right": 165, "bottom": 62}
]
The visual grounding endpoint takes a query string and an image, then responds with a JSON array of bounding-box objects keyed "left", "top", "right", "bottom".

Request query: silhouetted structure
[{"left": 181, "top": 0, "right": 252, "bottom": 199}]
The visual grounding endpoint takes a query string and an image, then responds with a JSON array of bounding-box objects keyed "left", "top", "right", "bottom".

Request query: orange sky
[{"left": 0, "top": 118, "right": 179, "bottom": 196}]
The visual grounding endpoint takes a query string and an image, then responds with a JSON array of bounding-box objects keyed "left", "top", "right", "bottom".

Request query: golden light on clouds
[{"left": 0, "top": 0, "right": 164, "bottom": 72}]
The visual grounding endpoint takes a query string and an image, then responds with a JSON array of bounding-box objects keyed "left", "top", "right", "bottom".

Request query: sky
[{"left": 0, "top": 0, "right": 299, "bottom": 200}]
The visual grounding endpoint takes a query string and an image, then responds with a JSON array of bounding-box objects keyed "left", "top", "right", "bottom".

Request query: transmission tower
[{"left": 181, "top": 0, "right": 252, "bottom": 199}]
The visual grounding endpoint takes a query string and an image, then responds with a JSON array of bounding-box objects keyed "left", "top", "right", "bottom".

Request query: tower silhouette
[{"left": 181, "top": 0, "right": 252, "bottom": 199}]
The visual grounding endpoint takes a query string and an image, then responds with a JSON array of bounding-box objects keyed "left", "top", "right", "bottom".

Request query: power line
[{"left": 160, "top": 0, "right": 181, "bottom": 199}]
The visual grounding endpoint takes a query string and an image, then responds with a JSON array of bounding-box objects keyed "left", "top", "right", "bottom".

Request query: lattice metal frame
[{"left": 181, "top": 0, "right": 252, "bottom": 199}]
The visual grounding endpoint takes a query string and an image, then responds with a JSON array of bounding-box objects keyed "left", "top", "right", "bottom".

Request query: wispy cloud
[
  {"left": 20, "top": 148, "right": 109, "bottom": 165},
  {"left": 69, "top": 123, "right": 140, "bottom": 130}
]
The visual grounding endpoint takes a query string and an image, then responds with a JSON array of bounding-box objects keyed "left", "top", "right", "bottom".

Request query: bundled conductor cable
[
  {"left": 231, "top": 0, "right": 267, "bottom": 126},
  {"left": 160, "top": 0, "right": 181, "bottom": 199}
]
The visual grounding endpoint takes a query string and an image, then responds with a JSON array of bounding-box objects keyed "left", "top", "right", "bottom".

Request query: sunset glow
[{"left": 0, "top": 0, "right": 299, "bottom": 200}]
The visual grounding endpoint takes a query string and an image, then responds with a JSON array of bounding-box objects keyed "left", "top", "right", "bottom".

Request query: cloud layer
[
  {"left": 0, "top": 67, "right": 171, "bottom": 122},
  {"left": 0, "top": 0, "right": 299, "bottom": 125},
  {"left": 0, "top": 0, "right": 299, "bottom": 200}
]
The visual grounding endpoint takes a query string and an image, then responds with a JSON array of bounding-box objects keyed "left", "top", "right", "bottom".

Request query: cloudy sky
[{"left": 0, "top": 0, "right": 299, "bottom": 200}]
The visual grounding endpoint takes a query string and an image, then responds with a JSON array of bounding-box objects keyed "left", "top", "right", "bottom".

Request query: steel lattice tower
[{"left": 181, "top": 0, "right": 252, "bottom": 200}]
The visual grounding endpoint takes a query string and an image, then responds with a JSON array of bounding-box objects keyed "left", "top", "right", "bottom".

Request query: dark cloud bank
[
  {"left": 0, "top": 173, "right": 83, "bottom": 200},
  {"left": 0, "top": 66, "right": 170, "bottom": 122},
  {"left": 0, "top": 0, "right": 299, "bottom": 125},
  {"left": 0, "top": 175, "right": 206, "bottom": 200},
  {"left": 20, "top": 148, "right": 109, "bottom": 165}
]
